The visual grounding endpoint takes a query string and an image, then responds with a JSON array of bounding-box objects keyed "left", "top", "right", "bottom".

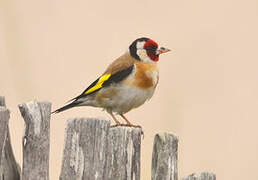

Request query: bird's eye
[{"left": 145, "top": 46, "right": 156, "bottom": 52}]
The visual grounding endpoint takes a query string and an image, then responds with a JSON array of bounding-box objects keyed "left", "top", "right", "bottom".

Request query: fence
[{"left": 0, "top": 96, "right": 215, "bottom": 180}]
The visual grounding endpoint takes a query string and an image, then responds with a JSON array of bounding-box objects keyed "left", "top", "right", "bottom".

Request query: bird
[{"left": 52, "top": 37, "right": 170, "bottom": 127}]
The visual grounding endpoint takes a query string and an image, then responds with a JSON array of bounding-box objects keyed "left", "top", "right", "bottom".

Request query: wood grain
[
  {"left": 105, "top": 126, "right": 142, "bottom": 180},
  {"left": 59, "top": 118, "right": 110, "bottom": 180},
  {"left": 151, "top": 133, "right": 178, "bottom": 180},
  {"left": 19, "top": 101, "right": 51, "bottom": 180}
]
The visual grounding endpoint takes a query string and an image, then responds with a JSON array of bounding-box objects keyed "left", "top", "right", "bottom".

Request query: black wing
[{"left": 52, "top": 65, "right": 134, "bottom": 113}]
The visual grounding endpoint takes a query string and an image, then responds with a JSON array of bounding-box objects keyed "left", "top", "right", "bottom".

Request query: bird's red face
[
  {"left": 129, "top": 37, "right": 170, "bottom": 63},
  {"left": 143, "top": 39, "right": 159, "bottom": 62}
]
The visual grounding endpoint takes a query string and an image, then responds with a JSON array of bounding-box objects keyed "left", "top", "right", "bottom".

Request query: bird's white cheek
[
  {"left": 137, "top": 49, "right": 147, "bottom": 59},
  {"left": 136, "top": 41, "right": 145, "bottom": 49},
  {"left": 137, "top": 49, "right": 151, "bottom": 62}
]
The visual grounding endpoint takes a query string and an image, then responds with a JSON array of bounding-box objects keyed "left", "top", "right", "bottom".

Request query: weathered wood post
[
  {"left": 182, "top": 172, "right": 216, "bottom": 180},
  {"left": 105, "top": 126, "right": 142, "bottom": 180},
  {"left": 0, "top": 104, "right": 10, "bottom": 176},
  {"left": 0, "top": 97, "right": 5, "bottom": 107},
  {"left": 18, "top": 101, "right": 51, "bottom": 180},
  {"left": 151, "top": 133, "right": 178, "bottom": 180},
  {"left": 59, "top": 118, "right": 110, "bottom": 180},
  {"left": 0, "top": 97, "right": 8, "bottom": 164},
  {"left": 0, "top": 97, "right": 20, "bottom": 180},
  {"left": 0, "top": 96, "right": 216, "bottom": 179},
  {"left": 0, "top": 108, "right": 8, "bottom": 154}
]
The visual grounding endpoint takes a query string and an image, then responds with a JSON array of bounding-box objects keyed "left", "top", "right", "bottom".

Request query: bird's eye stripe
[{"left": 145, "top": 46, "right": 157, "bottom": 52}]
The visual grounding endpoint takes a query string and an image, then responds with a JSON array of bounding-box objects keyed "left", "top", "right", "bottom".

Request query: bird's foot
[
  {"left": 110, "top": 123, "right": 121, "bottom": 128},
  {"left": 121, "top": 123, "right": 141, "bottom": 128},
  {"left": 110, "top": 123, "right": 140, "bottom": 127}
]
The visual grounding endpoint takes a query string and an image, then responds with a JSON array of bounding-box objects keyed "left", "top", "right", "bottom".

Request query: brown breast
[
  {"left": 104, "top": 52, "right": 159, "bottom": 89},
  {"left": 133, "top": 61, "right": 159, "bottom": 89}
]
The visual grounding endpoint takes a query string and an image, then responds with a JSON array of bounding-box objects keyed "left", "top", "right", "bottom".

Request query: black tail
[{"left": 52, "top": 101, "right": 81, "bottom": 114}]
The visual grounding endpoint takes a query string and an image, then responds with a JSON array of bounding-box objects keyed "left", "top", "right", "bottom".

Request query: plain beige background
[{"left": 1, "top": 0, "right": 258, "bottom": 179}]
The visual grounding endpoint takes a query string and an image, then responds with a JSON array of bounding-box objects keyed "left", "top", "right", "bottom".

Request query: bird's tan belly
[{"left": 96, "top": 84, "right": 155, "bottom": 114}]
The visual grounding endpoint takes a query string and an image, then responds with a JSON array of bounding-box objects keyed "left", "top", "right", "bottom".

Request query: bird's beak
[{"left": 156, "top": 47, "right": 171, "bottom": 55}]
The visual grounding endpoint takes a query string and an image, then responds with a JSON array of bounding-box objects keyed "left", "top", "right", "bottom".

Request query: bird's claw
[{"left": 110, "top": 124, "right": 121, "bottom": 127}]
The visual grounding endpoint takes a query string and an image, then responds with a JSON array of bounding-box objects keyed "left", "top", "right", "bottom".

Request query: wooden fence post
[
  {"left": 182, "top": 172, "right": 216, "bottom": 180},
  {"left": 0, "top": 97, "right": 20, "bottom": 180},
  {"left": 0, "top": 96, "right": 216, "bottom": 179},
  {"left": 0, "top": 97, "right": 8, "bottom": 167},
  {"left": 105, "top": 126, "right": 141, "bottom": 180},
  {"left": 0, "top": 97, "right": 8, "bottom": 162},
  {"left": 59, "top": 118, "right": 110, "bottom": 180},
  {"left": 151, "top": 133, "right": 178, "bottom": 180},
  {"left": 0, "top": 106, "right": 9, "bottom": 175},
  {"left": 18, "top": 101, "right": 51, "bottom": 180},
  {"left": 0, "top": 97, "right": 5, "bottom": 107}
]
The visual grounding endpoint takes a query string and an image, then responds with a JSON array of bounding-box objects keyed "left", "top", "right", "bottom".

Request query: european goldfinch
[{"left": 53, "top": 37, "right": 170, "bottom": 126}]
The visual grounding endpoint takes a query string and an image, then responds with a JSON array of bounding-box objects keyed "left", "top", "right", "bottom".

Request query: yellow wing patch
[{"left": 84, "top": 74, "right": 111, "bottom": 95}]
